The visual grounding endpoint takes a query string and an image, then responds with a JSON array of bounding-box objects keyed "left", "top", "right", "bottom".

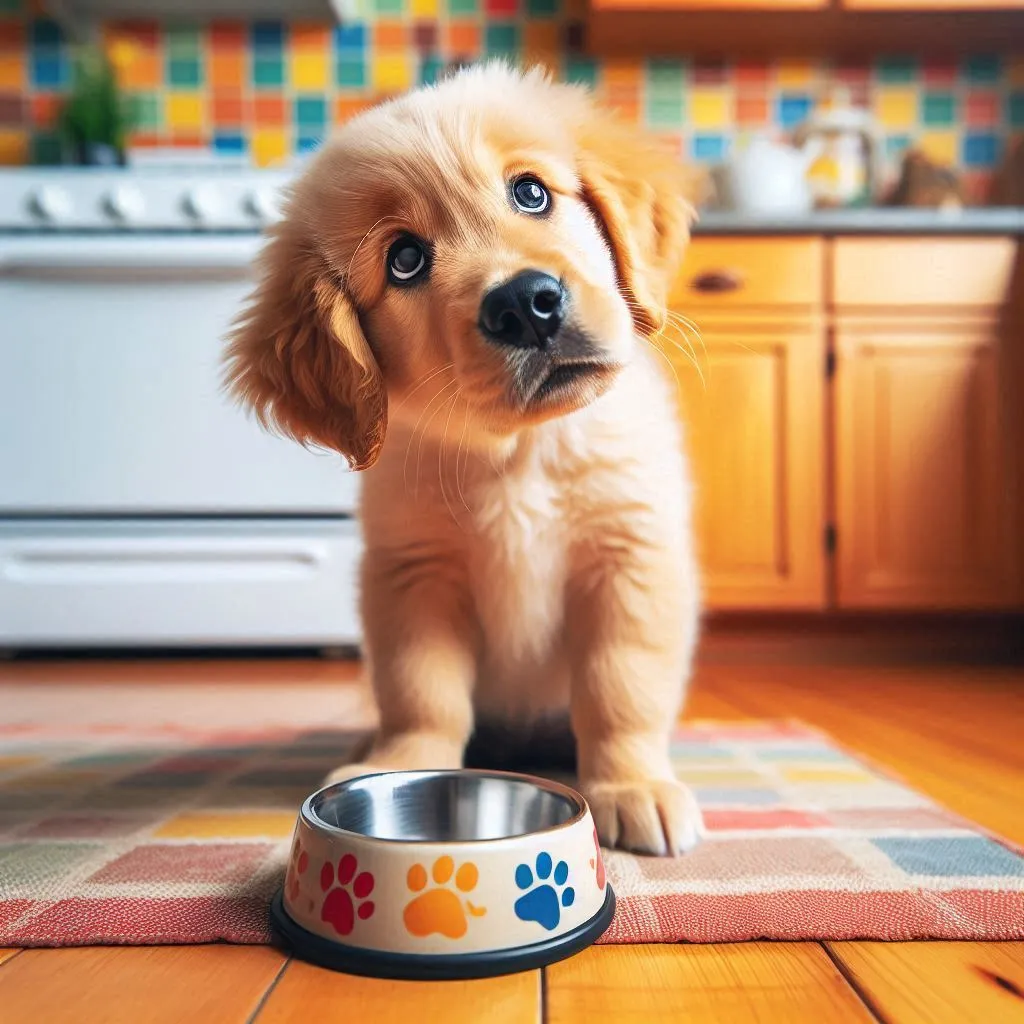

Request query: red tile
[
  {"left": 209, "top": 20, "right": 246, "bottom": 50},
  {"left": 736, "top": 94, "right": 768, "bottom": 125},
  {"left": 0, "top": 19, "right": 25, "bottom": 47},
  {"left": 291, "top": 22, "right": 330, "bottom": 49},
  {"left": 30, "top": 93, "right": 60, "bottom": 128},
  {"left": 89, "top": 842, "right": 273, "bottom": 884},
  {"left": 253, "top": 94, "right": 286, "bottom": 125},
  {"left": 486, "top": 0, "right": 519, "bottom": 14},
  {"left": 170, "top": 133, "right": 208, "bottom": 148},
  {"left": 374, "top": 21, "right": 407, "bottom": 49},
  {"left": 212, "top": 90, "right": 246, "bottom": 126},
  {"left": 126, "top": 132, "right": 163, "bottom": 148},
  {"left": 965, "top": 90, "right": 998, "bottom": 126},
  {"left": 735, "top": 60, "right": 769, "bottom": 85},
  {"left": 106, "top": 19, "right": 160, "bottom": 49},
  {"left": 335, "top": 97, "right": 372, "bottom": 123},
  {"left": 923, "top": 56, "right": 957, "bottom": 86}
]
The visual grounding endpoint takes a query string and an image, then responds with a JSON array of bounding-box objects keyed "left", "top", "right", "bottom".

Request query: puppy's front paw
[{"left": 583, "top": 779, "right": 704, "bottom": 856}]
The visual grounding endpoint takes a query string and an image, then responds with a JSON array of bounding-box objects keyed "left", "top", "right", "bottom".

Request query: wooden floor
[{"left": 1, "top": 652, "right": 1023, "bottom": 1023}]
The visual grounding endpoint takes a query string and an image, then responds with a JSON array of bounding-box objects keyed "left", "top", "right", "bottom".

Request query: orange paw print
[{"left": 403, "top": 856, "right": 486, "bottom": 939}]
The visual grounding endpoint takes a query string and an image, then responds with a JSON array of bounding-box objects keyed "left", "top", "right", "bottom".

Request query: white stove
[{"left": 0, "top": 168, "right": 362, "bottom": 649}]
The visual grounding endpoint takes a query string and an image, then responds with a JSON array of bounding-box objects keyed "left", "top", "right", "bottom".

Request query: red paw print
[
  {"left": 320, "top": 853, "right": 375, "bottom": 936},
  {"left": 287, "top": 840, "right": 310, "bottom": 903},
  {"left": 589, "top": 827, "right": 606, "bottom": 890}
]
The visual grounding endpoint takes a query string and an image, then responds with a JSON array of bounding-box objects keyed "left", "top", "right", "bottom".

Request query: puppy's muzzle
[{"left": 478, "top": 270, "right": 566, "bottom": 350}]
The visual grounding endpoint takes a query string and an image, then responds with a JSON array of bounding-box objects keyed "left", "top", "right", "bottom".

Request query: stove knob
[
  {"left": 183, "top": 185, "right": 221, "bottom": 223},
  {"left": 28, "top": 185, "right": 73, "bottom": 223},
  {"left": 103, "top": 185, "right": 146, "bottom": 224},
  {"left": 244, "top": 188, "right": 281, "bottom": 223}
]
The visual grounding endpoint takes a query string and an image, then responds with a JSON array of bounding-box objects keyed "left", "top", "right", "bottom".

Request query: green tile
[
  {"left": 30, "top": 131, "right": 63, "bottom": 165},
  {"left": 253, "top": 56, "right": 284, "bottom": 88},
  {"left": 165, "top": 22, "right": 200, "bottom": 57},
  {"left": 646, "top": 57, "right": 685, "bottom": 94},
  {"left": 964, "top": 54, "right": 1000, "bottom": 84},
  {"left": 563, "top": 56, "right": 598, "bottom": 89},
  {"left": 420, "top": 56, "right": 444, "bottom": 85},
  {"left": 168, "top": 57, "right": 201, "bottom": 88},
  {"left": 1009, "top": 90, "right": 1024, "bottom": 128},
  {"left": 336, "top": 56, "right": 365, "bottom": 88},
  {"left": 374, "top": 0, "right": 404, "bottom": 12},
  {"left": 526, "top": 0, "right": 559, "bottom": 16},
  {"left": 876, "top": 56, "right": 916, "bottom": 84},
  {"left": 485, "top": 23, "right": 519, "bottom": 56},
  {"left": 0, "top": 0, "right": 23, "bottom": 11},
  {"left": 645, "top": 95, "right": 684, "bottom": 128},
  {"left": 128, "top": 92, "right": 160, "bottom": 129},
  {"left": 922, "top": 92, "right": 955, "bottom": 126},
  {"left": 448, "top": 0, "right": 478, "bottom": 13}
]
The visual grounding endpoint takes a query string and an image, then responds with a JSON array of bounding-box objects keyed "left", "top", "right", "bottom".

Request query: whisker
[
  {"left": 455, "top": 399, "right": 471, "bottom": 512},
  {"left": 438, "top": 388, "right": 464, "bottom": 527},
  {"left": 393, "top": 362, "right": 456, "bottom": 413},
  {"left": 403, "top": 378, "right": 458, "bottom": 497},
  {"left": 415, "top": 382, "right": 459, "bottom": 502}
]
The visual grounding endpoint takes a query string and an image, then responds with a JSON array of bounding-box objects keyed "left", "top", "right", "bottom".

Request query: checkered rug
[{"left": 1, "top": 720, "right": 1021, "bottom": 946}]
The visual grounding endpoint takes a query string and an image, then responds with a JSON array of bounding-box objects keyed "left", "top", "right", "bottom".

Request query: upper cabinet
[
  {"left": 842, "top": 0, "right": 1024, "bottom": 7},
  {"left": 590, "top": 0, "right": 825, "bottom": 9}
]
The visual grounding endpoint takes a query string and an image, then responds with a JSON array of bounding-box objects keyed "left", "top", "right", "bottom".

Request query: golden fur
[{"left": 224, "top": 64, "right": 704, "bottom": 854}]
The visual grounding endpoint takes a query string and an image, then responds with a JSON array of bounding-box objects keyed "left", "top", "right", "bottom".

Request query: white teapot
[{"left": 715, "top": 134, "right": 815, "bottom": 216}]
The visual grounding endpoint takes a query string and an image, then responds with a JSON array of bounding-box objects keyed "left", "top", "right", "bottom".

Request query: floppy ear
[
  {"left": 223, "top": 222, "right": 387, "bottom": 471},
  {"left": 572, "top": 99, "right": 699, "bottom": 335}
]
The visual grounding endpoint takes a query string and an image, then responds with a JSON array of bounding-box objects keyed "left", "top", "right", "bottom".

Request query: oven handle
[{"left": 0, "top": 235, "right": 264, "bottom": 275}]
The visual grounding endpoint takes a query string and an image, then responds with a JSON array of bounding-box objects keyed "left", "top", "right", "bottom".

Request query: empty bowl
[{"left": 271, "top": 769, "right": 615, "bottom": 980}]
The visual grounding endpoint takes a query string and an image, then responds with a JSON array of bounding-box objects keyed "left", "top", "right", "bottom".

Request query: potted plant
[{"left": 59, "top": 46, "right": 134, "bottom": 166}]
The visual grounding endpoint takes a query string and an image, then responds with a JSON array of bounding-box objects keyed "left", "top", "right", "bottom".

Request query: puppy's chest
[{"left": 466, "top": 471, "right": 568, "bottom": 666}]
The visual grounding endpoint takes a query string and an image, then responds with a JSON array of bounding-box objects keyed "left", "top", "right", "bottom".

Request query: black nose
[{"left": 478, "top": 270, "right": 565, "bottom": 349}]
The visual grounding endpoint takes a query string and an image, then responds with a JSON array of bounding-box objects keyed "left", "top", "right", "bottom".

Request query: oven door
[{"left": 0, "top": 235, "right": 357, "bottom": 514}]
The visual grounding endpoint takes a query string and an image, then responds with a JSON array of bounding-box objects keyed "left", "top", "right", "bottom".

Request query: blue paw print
[{"left": 513, "top": 852, "right": 575, "bottom": 931}]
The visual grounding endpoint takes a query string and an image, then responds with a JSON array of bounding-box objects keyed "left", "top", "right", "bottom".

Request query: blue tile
[
  {"left": 213, "top": 133, "right": 246, "bottom": 155},
  {"left": 885, "top": 134, "right": 912, "bottom": 159},
  {"left": 31, "top": 54, "right": 68, "bottom": 88},
  {"left": 297, "top": 135, "right": 323, "bottom": 155},
  {"left": 30, "top": 18, "right": 63, "bottom": 47},
  {"left": 334, "top": 23, "right": 366, "bottom": 51},
  {"left": 295, "top": 96, "right": 327, "bottom": 128},
  {"left": 563, "top": 57, "right": 598, "bottom": 89},
  {"left": 962, "top": 54, "right": 1001, "bottom": 84},
  {"left": 251, "top": 20, "right": 285, "bottom": 49},
  {"left": 778, "top": 93, "right": 812, "bottom": 129},
  {"left": 963, "top": 132, "right": 1000, "bottom": 168},
  {"left": 692, "top": 786, "right": 781, "bottom": 806},
  {"left": 691, "top": 133, "right": 725, "bottom": 163},
  {"left": 874, "top": 836, "right": 1024, "bottom": 878}
]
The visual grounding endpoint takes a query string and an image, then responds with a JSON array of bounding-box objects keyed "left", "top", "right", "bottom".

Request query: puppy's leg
[
  {"left": 568, "top": 539, "right": 703, "bottom": 856},
  {"left": 325, "top": 553, "right": 477, "bottom": 784}
]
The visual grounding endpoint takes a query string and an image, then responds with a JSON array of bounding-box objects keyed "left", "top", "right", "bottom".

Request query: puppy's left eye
[
  {"left": 387, "top": 236, "right": 429, "bottom": 285},
  {"left": 511, "top": 176, "right": 550, "bottom": 215}
]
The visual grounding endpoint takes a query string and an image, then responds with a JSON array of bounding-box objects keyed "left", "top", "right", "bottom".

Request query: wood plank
[
  {"left": 0, "top": 946, "right": 287, "bottom": 1024},
  {"left": 254, "top": 960, "right": 539, "bottom": 1024},
  {"left": 0, "top": 948, "right": 22, "bottom": 968},
  {"left": 828, "top": 941, "right": 1024, "bottom": 1024},
  {"left": 545, "top": 944, "right": 876, "bottom": 1023}
]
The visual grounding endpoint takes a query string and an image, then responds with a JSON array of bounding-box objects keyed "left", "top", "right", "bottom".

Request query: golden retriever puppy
[{"left": 224, "top": 63, "right": 703, "bottom": 855}]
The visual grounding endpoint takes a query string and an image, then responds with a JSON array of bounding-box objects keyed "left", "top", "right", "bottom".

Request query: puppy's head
[{"left": 225, "top": 64, "right": 697, "bottom": 469}]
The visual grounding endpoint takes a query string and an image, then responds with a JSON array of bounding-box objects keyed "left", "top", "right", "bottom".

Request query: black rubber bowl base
[{"left": 269, "top": 886, "right": 616, "bottom": 981}]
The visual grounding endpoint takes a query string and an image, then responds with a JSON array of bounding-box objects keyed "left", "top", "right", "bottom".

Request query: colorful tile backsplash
[{"left": 0, "top": 0, "right": 1022, "bottom": 201}]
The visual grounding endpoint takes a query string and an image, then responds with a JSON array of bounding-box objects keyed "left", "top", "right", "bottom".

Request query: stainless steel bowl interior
[{"left": 308, "top": 771, "right": 583, "bottom": 842}]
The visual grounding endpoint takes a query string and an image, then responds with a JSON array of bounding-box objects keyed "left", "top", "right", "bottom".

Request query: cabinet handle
[{"left": 690, "top": 269, "right": 745, "bottom": 294}]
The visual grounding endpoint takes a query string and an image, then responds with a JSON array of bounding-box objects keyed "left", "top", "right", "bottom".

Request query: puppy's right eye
[{"left": 387, "top": 236, "right": 429, "bottom": 285}]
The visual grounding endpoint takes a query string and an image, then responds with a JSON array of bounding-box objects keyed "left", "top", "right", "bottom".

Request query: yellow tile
[
  {"left": 373, "top": 52, "right": 412, "bottom": 93},
  {"left": 0, "top": 52, "right": 24, "bottom": 89},
  {"left": 253, "top": 128, "right": 288, "bottom": 167},
  {"left": 166, "top": 92, "right": 203, "bottom": 131},
  {"left": 155, "top": 810, "right": 295, "bottom": 839},
  {"left": 776, "top": 60, "right": 815, "bottom": 88},
  {"left": 690, "top": 88, "right": 729, "bottom": 129},
  {"left": 290, "top": 49, "right": 328, "bottom": 91},
  {"left": 918, "top": 130, "right": 958, "bottom": 166},
  {"left": 875, "top": 88, "right": 917, "bottom": 130},
  {"left": 782, "top": 766, "right": 875, "bottom": 783},
  {"left": 410, "top": 0, "right": 437, "bottom": 15}
]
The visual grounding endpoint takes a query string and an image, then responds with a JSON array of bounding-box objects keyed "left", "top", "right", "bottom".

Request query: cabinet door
[
  {"left": 659, "top": 325, "right": 826, "bottom": 609},
  {"left": 835, "top": 326, "right": 1017, "bottom": 609}
]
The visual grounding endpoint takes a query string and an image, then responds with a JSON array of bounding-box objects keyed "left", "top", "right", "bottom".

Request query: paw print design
[
  {"left": 286, "top": 839, "right": 310, "bottom": 904},
  {"left": 589, "top": 827, "right": 606, "bottom": 890},
  {"left": 319, "top": 853, "right": 375, "bottom": 937},
  {"left": 403, "top": 855, "right": 487, "bottom": 939},
  {"left": 514, "top": 852, "right": 575, "bottom": 931}
]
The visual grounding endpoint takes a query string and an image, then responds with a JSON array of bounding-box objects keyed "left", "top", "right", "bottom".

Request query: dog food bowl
[{"left": 271, "top": 769, "right": 615, "bottom": 980}]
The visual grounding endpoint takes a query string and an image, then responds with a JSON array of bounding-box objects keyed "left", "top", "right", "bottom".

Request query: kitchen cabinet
[
  {"left": 664, "top": 234, "right": 1022, "bottom": 613},
  {"left": 832, "top": 238, "right": 1021, "bottom": 610},
  {"left": 662, "top": 238, "right": 827, "bottom": 610},
  {"left": 590, "top": 0, "right": 824, "bottom": 9},
  {"left": 842, "top": 0, "right": 1023, "bottom": 8}
]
